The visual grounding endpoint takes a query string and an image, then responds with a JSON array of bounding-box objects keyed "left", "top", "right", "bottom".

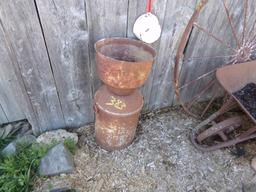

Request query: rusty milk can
[
  {"left": 94, "top": 86, "right": 143, "bottom": 151},
  {"left": 95, "top": 38, "right": 156, "bottom": 95}
]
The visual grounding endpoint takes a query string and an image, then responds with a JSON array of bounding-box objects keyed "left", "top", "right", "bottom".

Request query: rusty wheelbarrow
[{"left": 191, "top": 61, "right": 256, "bottom": 152}]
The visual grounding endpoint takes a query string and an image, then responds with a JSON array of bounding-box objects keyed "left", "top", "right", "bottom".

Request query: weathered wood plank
[
  {"left": 85, "top": 0, "right": 129, "bottom": 91},
  {"left": 0, "top": 76, "right": 25, "bottom": 123},
  {"left": 0, "top": 20, "right": 40, "bottom": 131},
  {"left": 147, "top": 0, "right": 197, "bottom": 108},
  {"left": 0, "top": 28, "right": 25, "bottom": 122},
  {"left": 0, "top": 104, "right": 8, "bottom": 123},
  {"left": 35, "top": 0, "right": 94, "bottom": 127},
  {"left": 0, "top": 0, "right": 65, "bottom": 133},
  {"left": 0, "top": 0, "right": 253, "bottom": 129},
  {"left": 127, "top": 0, "right": 168, "bottom": 110}
]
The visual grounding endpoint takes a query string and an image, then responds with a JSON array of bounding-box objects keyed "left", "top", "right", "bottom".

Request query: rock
[
  {"left": 1, "top": 135, "right": 36, "bottom": 156},
  {"left": 36, "top": 129, "right": 78, "bottom": 145},
  {"left": 39, "top": 143, "right": 75, "bottom": 176},
  {"left": 2, "top": 142, "right": 16, "bottom": 156},
  {"left": 251, "top": 156, "right": 256, "bottom": 171}
]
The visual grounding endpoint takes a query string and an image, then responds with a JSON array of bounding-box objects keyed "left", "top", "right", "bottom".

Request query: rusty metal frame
[
  {"left": 173, "top": 0, "right": 208, "bottom": 117},
  {"left": 190, "top": 61, "right": 256, "bottom": 152},
  {"left": 174, "top": 1, "right": 256, "bottom": 151}
]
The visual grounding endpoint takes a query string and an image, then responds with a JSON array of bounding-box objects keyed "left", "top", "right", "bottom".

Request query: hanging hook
[{"left": 146, "top": 0, "right": 152, "bottom": 13}]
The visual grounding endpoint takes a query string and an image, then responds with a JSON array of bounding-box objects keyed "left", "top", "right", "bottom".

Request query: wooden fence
[{"left": 0, "top": 0, "right": 252, "bottom": 134}]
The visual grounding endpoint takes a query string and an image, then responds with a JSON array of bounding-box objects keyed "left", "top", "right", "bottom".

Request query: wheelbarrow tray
[
  {"left": 216, "top": 60, "right": 256, "bottom": 124},
  {"left": 190, "top": 61, "right": 256, "bottom": 152}
]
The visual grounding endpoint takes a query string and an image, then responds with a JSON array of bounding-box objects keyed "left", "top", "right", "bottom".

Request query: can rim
[
  {"left": 94, "top": 37, "right": 157, "bottom": 63},
  {"left": 94, "top": 98, "right": 144, "bottom": 116}
]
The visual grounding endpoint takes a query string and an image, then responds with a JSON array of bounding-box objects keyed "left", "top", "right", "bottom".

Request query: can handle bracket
[{"left": 93, "top": 103, "right": 99, "bottom": 114}]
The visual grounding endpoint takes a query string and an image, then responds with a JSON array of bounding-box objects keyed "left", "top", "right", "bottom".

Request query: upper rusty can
[
  {"left": 94, "top": 86, "right": 144, "bottom": 151},
  {"left": 95, "top": 37, "right": 156, "bottom": 96}
]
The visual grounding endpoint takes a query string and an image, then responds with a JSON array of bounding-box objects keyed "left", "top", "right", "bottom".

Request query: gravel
[{"left": 34, "top": 107, "right": 256, "bottom": 192}]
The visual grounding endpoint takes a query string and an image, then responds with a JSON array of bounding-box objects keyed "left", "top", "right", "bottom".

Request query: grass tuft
[
  {"left": 64, "top": 138, "right": 77, "bottom": 155},
  {"left": 0, "top": 137, "right": 77, "bottom": 192},
  {"left": 0, "top": 142, "right": 50, "bottom": 192}
]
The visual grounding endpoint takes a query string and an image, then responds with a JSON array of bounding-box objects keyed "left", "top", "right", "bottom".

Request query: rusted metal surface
[
  {"left": 216, "top": 61, "right": 256, "bottom": 123},
  {"left": 191, "top": 126, "right": 256, "bottom": 152},
  {"left": 95, "top": 38, "right": 156, "bottom": 95},
  {"left": 173, "top": 0, "right": 208, "bottom": 117},
  {"left": 193, "top": 97, "right": 237, "bottom": 131},
  {"left": 191, "top": 61, "right": 256, "bottom": 152},
  {"left": 173, "top": 0, "right": 256, "bottom": 118},
  {"left": 94, "top": 86, "right": 143, "bottom": 151},
  {"left": 196, "top": 116, "right": 243, "bottom": 143},
  {"left": 176, "top": 0, "right": 256, "bottom": 152}
]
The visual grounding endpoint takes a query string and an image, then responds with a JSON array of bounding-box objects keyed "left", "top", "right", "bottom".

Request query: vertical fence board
[
  {"left": 0, "top": 29, "right": 25, "bottom": 122},
  {"left": 86, "top": 0, "right": 129, "bottom": 92},
  {"left": 0, "top": 21, "right": 40, "bottom": 132},
  {"left": 36, "top": 0, "right": 93, "bottom": 127},
  {"left": 0, "top": 105, "right": 8, "bottom": 123},
  {"left": 0, "top": 0, "right": 65, "bottom": 133},
  {"left": 147, "top": 0, "right": 196, "bottom": 108},
  {"left": 127, "top": 0, "right": 168, "bottom": 110}
]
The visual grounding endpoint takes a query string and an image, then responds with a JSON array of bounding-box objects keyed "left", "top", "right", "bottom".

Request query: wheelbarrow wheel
[
  {"left": 190, "top": 126, "right": 256, "bottom": 152},
  {"left": 196, "top": 116, "right": 242, "bottom": 142}
]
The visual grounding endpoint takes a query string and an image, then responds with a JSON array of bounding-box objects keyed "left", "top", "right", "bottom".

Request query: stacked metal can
[{"left": 94, "top": 38, "right": 156, "bottom": 151}]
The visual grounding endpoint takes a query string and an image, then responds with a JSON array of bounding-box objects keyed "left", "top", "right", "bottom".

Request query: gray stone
[
  {"left": 1, "top": 135, "right": 36, "bottom": 156},
  {"left": 36, "top": 129, "right": 78, "bottom": 145},
  {"left": 2, "top": 142, "right": 16, "bottom": 156},
  {"left": 39, "top": 143, "right": 75, "bottom": 176}
]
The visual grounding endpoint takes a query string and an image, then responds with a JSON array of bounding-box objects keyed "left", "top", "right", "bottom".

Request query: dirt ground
[{"left": 34, "top": 107, "right": 256, "bottom": 192}]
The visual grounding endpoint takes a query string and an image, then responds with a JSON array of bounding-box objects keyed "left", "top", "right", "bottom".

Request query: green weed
[
  {"left": 0, "top": 137, "right": 77, "bottom": 192},
  {"left": 64, "top": 138, "right": 77, "bottom": 155},
  {"left": 0, "top": 142, "right": 50, "bottom": 192}
]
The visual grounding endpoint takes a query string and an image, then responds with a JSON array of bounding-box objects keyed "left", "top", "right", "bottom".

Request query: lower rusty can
[{"left": 94, "top": 86, "right": 143, "bottom": 151}]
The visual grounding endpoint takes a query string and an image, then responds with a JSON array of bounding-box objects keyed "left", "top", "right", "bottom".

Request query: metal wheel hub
[{"left": 236, "top": 46, "right": 252, "bottom": 63}]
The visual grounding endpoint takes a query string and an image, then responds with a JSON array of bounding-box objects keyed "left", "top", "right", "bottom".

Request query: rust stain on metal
[
  {"left": 216, "top": 61, "right": 256, "bottom": 123},
  {"left": 174, "top": 0, "right": 256, "bottom": 118},
  {"left": 173, "top": 0, "right": 208, "bottom": 117},
  {"left": 173, "top": 0, "right": 256, "bottom": 152},
  {"left": 94, "top": 86, "right": 143, "bottom": 151},
  {"left": 95, "top": 37, "right": 156, "bottom": 95},
  {"left": 191, "top": 61, "right": 256, "bottom": 152},
  {"left": 196, "top": 0, "right": 208, "bottom": 11}
]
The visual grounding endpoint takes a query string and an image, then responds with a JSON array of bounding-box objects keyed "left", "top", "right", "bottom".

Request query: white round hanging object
[{"left": 133, "top": 12, "right": 161, "bottom": 44}]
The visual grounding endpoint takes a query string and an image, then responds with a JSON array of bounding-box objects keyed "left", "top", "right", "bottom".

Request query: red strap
[{"left": 146, "top": 0, "right": 152, "bottom": 12}]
